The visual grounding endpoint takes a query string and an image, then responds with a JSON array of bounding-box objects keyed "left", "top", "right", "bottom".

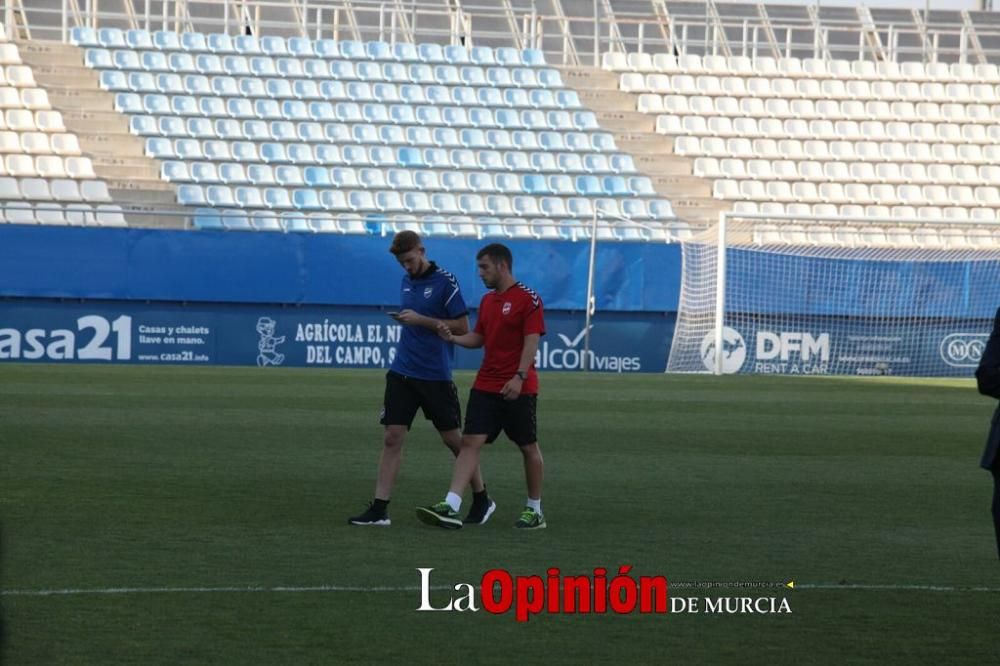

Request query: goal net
[{"left": 666, "top": 215, "right": 1000, "bottom": 377}]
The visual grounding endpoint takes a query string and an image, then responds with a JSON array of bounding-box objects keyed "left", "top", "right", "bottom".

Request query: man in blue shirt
[{"left": 349, "top": 231, "right": 495, "bottom": 526}]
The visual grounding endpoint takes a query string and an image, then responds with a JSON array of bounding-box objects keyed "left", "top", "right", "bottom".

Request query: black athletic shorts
[
  {"left": 464, "top": 388, "right": 538, "bottom": 447},
  {"left": 380, "top": 371, "right": 461, "bottom": 431}
]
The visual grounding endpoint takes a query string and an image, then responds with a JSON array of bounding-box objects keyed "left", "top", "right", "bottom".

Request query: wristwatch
[{"left": 515, "top": 370, "right": 528, "bottom": 380}]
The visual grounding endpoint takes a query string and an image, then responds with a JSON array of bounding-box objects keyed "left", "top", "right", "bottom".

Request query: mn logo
[
  {"left": 502, "top": 302, "right": 512, "bottom": 315},
  {"left": 424, "top": 287, "right": 433, "bottom": 298}
]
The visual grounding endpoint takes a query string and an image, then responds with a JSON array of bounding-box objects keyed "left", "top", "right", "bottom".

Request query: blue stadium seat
[
  {"left": 195, "top": 54, "right": 224, "bottom": 74},
  {"left": 540, "top": 197, "right": 568, "bottom": 217},
  {"left": 222, "top": 55, "right": 250, "bottom": 76},
  {"left": 207, "top": 33, "right": 235, "bottom": 54},
  {"left": 476, "top": 150, "right": 502, "bottom": 171},
  {"left": 414, "top": 171, "right": 440, "bottom": 191},
  {"left": 309, "top": 101, "right": 336, "bottom": 121},
  {"left": 416, "top": 105, "right": 442, "bottom": 125},
  {"left": 115, "top": 93, "right": 144, "bottom": 113},
  {"left": 548, "top": 174, "right": 575, "bottom": 195},
  {"left": 249, "top": 56, "right": 276, "bottom": 77},
  {"left": 315, "top": 39, "right": 340, "bottom": 58},
  {"left": 199, "top": 97, "right": 226, "bottom": 118},
  {"left": 152, "top": 30, "right": 181, "bottom": 51},
  {"left": 522, "top": 174, "right": 550, "bottom": 195},
  {"left": 393, "top": 42, "right": 419, "bottom": 61},
  {"left": 538, "top": 69, "right": 562, "bottom": 87},
  {"left": 335, "top": 102, "right": 362, "bottom": 123},
  {"left": 405, "top": 126, "right": 432, "bottom": 146},
  {"left": 320, "top": 190, "right": 348, "bottom": 210},
  {"left": 188, "top": 117, "right": 215, "bottom": 138},
  {"left": 512, "top": 68, "right": 538, "bottom": 87},
  {"left": 557, "top": 153, "right": 584, "bottom": 172},
  {"left": 460, "top": 66, "right": 486, "bottom": 86},
  {"left": 539, "top": 131, "right": 565, "bottom": 151},
  {"left": 241, "top": 120, "right": 267, "bottom": 140},
  {"left": 470, "top": 46, "right": 496, "bottom": 66},
  {"left": 323, "top": 123, "right": 350, "bottom": 143},
  {"left": 621, "top": 199, "right": 651, "bottom": 220},
  {"left": 530, "top": 89, "right": 556, "bottom": 109},
  {"left": 170, "top": 95, "right": 197, "bottom": 116},
  {"left": 435, "top": 65, "right": 460, "bottom": 85},
  {"left": 237, "top": 77, "right": 265, "bottom": 98},
  {"left": 207, "top": 76, "right": 235, "bottom": 97},
  {"left": 523, "top": 49, "right": 546, "bottom": 66},
  {"left": 141, "top": 51, "right": 168, "bottom": 72},
  {"left": 330, "top": 60, "right": 355, "bottom": 79},
  {"left": 496, "top": 109, "right": 520, "bottom": 129},
  {"left": 566, "top": 133, "right": 592, "bottom": 152},
  {"left": 441, "top": 172, "right": 467, "bottom": 192},
  {"left": 367, "top": 41, "right": 392, "bottom": 60},
  {"left": 596, "top": 198, "right": 622, "bottom": 218},
  {"left": 496, "top": 47, "right": 523, "bottom": 66},
  {"left": 452, "top": 86, "right": 477, "bottom": 106},
  {"left": 315, "top": 145, "right": 342, "bottom": 166},
  {"left": 233, "top": 35, "right": 261, "bottom": 55},
  {"left": 282, "top": 100, "right": 309, "bottom": 121},
  {"left": 288, "top": 37, "right": 315, "bottom": 57},
  {"left": 387, "top": 168, "right": 414, "bottom": 190},
  {"left": 293, "top": 189, "right": 322, "bottom": 210},
  {"left": 468, "top": 172, "right": 494, "bottom": 193},
  {"left": 380, "top": 125, "right": 405, "bottom": 144},
  {"left": 296, "top": 122, "right": 323, "bottom": 142},
  {"left": 371, "top": 146, "right": 396, "bottom": 167},
  {"left": 399, "top": 84, "right": 426, "bottom": 104},
  {"left": 608, "top": 154, "right": 635, "bottom": 174},
  {"left": 219, "top": 163, "right": 248, "bottom": 184},
  {"left": 181, "top": 32, "right": 208, "bottom": 51},
  {"left": 192, "top": 208, "right": 223, "bottom": 230},
  {"left": 357, "top": 61, "right": 384, "bottom": 81},
  {"left": 232, "top": 142, "right": 260, "bottom": 162},
  {"left": 266, "top": 79, "right": 293, "bottom": 99},
  {"left": 425, "top": 85, "right": 450, "bottom": 105},
  {"left": 629, "top": 177, "right": 656, "bottom": 197},
  {"left": 221, "top": 210, "right": 252, "bottom": 230},
  {"left": 444, "top": 45, "right": 471, "bottom": 65},
  {"left": 573, "top": 111, "right": 599, "bottom": 131},
  {"left": 157, "top": 116, "right": 184, "bottom": 136},
  {"left": 161, "top": 160, "right": 189, "bottom": 181},
  {"left": 175, "top": 138, "right": 204, "bottom": 160},
  {"left": 113, "top": 50, "right": 141, "bottom": 70},
  {"left": 504, "top": 151, "right": 530, "bottom": 171},
  {"left": 129, "top": 115, "right": 157, "bottom": 136},
  {"left": 373, "top": 82, "right": 400, "bottom": 103},
  {"left": 487, "top": 195, "right": 514, "bottom": 216},
  {"left": 85, "top": 48, "right": 113, "bottom": 69},
  {"left": 235, "top": 186, "right": 264, "bottom": 208},
  {"left": 495, "top": 173, "right": 520, "bottom": 193},
  {"left": 576, "top": 175, "right": 602, "bottom": 196},
  {"left": 277, "top": 58, "right": 304, "bottom": 78},
  {"left": 567, "top": 197, "right": 594, "bottom": 217},
  {"left": 303, "top": 166, "right": 331, "bottom": 187},
  {"left": 465, "top": 108, "right": 492, "bottom": 129},
  {"left": 583, "top": 154, "right": 610, "bottom": 173},
  {"left": 513, "top": 196, "right": 540, "bottom": 217},
  {"left": 293, "top": 79, "right": 321, "bottom": 100},
  {"left": 528, "top": 153, "right": 556, "bottom": 173},
  {"left": 460, "top": 128, "right": 488, "bottom": 148},
  {"left": 261, "top": 36, "right": 288, "bottom": 57},
  {"left": 418, "top": 43, "right": 445, "bottom": 63},
  {"left": 264, "top": 188, "right": 292, "bottom": 209},
  {"left": 648, "top": 200, "right": 675, "bottom": 218},
  {"left": 339, "top": 40, "right": 366, "bottom": 60},
  {"left": 280, "top": 212, "right": 311, "bottom": 232},
  {"left": 206, "top": 184, "right": 234, "bottom": 206},
  {"left": 167, "top": 52, "right": 196, "bottom": 73},
  {"left": 98, "top": 27, "right": 127, "bottom": 48},
  {"left": 512, "top": 131, "right": 540, "bottom": 150},
  {"left": 477, "top": 87, "right": 502, "bottom": 107},
  {"left": 429, "top": 193, "right": 457, "bottom": 214},
  {"left": 485, "top": 129, "right": 513, "bottom": 150},
  {"left": 545, "top": 110, "right": 571, "bottom": 129},
  {"left": 363, "top": 103, "right": 390, "bottom": 123},
  {"left": 342, "top": 145, "right": 369, "bottom": 167},
  {"left": 257, "top": 143, "right": 290, "bottom": 166},
  {"left": 100, "top": 70, "right": 128, "bottom": 91},
  {"left": 123, "top": 30, "right": 156, "bottom": 51},
  {"left": 602, "top": 176, "right": 630, "bottom": 196},
  {"left": 177, "top": 184, "right": 206, "bottom": 206},
  {"left": 442, "top": 107, "right": 467, "bottom": 127},
  {"left": 71, "top": 26, "right": 99, "bottom": 47},
  {"left": 556, "top": 90, "right": 581, "bottom": 109},
  {"left": 287, "top": 144, "right": 314, "bottom": 165},
  {"left": 592, "top": 133, "right": 617, "bottom": 152},
  {"left": 254, "top": 99, "right": 281, "bottom": 120},
  {"left": 397, "top": 147, "right": 423, "bottom": 168},
  {"left": 432, "top": 127, "right": 457, "bottom": 148},
  {"left": 348, "top": 190, "right": 375, "bottom": 211},
  {"left": 376, "top": 191, "right": 403, "bottom": 211},
  {"left": 503, "top": 88, "right": 529, "bottom": 108}
]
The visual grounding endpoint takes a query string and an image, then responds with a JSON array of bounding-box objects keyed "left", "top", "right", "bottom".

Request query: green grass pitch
[{"left": 1, "top": 364, "right": 998, "bottom": 664}]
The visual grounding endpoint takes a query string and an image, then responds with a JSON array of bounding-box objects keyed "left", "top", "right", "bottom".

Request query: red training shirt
[{"left": 472, "top": 282, "right": 546, "bottom": 395}]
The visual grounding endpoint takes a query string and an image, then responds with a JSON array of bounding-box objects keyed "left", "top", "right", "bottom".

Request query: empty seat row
[
  {"left": 145, "top": 138, "right": 625, "bottom": 170},
  {"left": 0, "top": 202, "right": 126, "bottom": 226},
  {"left": 624, "top": 73, "right": 1000, "bottom": 105},
  {"left": 0, "top": 86, "right": 50, "bottom": 110},
  {"left": 713, "top": 179, "right": 1000, "bottom": 207},
  {"left": 675, "top": 134, "right": 1000, "bottom": 164},
  {"left": 87, "top": 49, "right": 560, "bottom": 88},
  {"left": 0, "top": 108, "right": 65, "bottom": 132},
  {"left": 695, "top": 157, "right": 1000, "bottom": 186},
  {"left": 0, "top": 130, "right": 81, "bottom": 155},
  {"left": 750, "top": 223, "right": 1000, "bottom": 248},
  {"left": 604, "top": 52, "right": 1000, "bottom": 84},
  {"left": 657, "top": 114, "right": 1000, "bottom": 145},
  {"left": 116, "top": 95, "right": 598, "bottom": 132},
  {"left": 101, "top": 72, "right": 582, "bottom": 109},
  {"left": 0, "top": 64, "right": 36, "bottom": 88},
  {"left": 0, "top": 176, "right": 110, "bottom": 201},
  {"left": 642, "top": 94, "right": 1000, "bottom": 125},
  {"left": 734, "top": 201, "right": 998, "bottom": 223},
  {"left": 190, "top": 210, "right": 683, "bottom": 243},
  {"left": 73, "top": 29, "right": 548, "bottom": 67},
  {"left": 0, "top": 154, "right": 95, "bottom": 178},
  {"left": 130, "top": 117, "right": 613, "bottom": 157},
  {"left": 177, "top": 184, "right": 675, "bottom": 219},
  {"left": 160, "top": 161, "right": 653, "bottom": 196}
]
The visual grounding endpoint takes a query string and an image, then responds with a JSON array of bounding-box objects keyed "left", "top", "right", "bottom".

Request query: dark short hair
[
  {"left": 389, "top": 230, "right": 422, "bottom": 256},
  {"left": 476, "top": 243, "right": 513, "bottom": 269}
]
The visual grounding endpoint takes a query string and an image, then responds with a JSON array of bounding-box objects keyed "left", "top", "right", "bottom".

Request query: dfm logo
[
  {"left": 700, "top": 327, "right": 747, "bottom": 374},
  {"left": 940, "top": 333, "right": 987, "bottom": 367}
]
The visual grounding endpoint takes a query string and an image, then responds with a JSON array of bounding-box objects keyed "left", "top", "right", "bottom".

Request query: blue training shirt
[{"left": 390, "top": 261, "right": 468, "bottom": 381}]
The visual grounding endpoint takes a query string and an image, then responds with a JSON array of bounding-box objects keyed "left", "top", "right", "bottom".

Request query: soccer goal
[{"left": 666, "top": 214, "right": 1000, "bottom": 377}]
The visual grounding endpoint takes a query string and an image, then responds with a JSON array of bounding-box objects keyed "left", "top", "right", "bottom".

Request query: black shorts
[
  {"left": 380, "top": 371, "right": 461, "bottom": 431},
  {"left": 464, "top": 388, "right": 538, "bottom": 447}
]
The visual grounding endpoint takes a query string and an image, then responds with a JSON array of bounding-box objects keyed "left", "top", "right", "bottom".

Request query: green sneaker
[
  {"left": 514, "top": 507, "right": 546, "bottom": 530},
  {"left": 416, "top": 501, "right": 463, "bottom": 529}
]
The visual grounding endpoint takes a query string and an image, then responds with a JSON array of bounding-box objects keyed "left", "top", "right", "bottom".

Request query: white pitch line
[{"left": 4, "top": 583, "right": 1000, "bottom": 598}]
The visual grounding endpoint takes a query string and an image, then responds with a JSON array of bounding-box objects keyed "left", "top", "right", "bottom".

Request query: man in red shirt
[{"left": 417, "top": 243, "right": 547, "bottom": 529}]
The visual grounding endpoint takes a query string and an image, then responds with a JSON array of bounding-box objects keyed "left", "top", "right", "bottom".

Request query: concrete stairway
[
  {"left": 16, "top": 39, "right": 187, "bottom": 228},
  {"left": 560, "top": 66, "right": 729, "bottom": 226}
]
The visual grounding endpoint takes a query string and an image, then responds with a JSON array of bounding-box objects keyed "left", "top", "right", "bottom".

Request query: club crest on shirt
[
  {"left": 424, "top": 287, "right": 433, "bottom": 298},
  {"left": 502, "top": 302, "right": 512, "bottom": 315}
]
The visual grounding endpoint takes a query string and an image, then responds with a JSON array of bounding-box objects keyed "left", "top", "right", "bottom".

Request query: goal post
[{"left": 666, "top": 213, "right": 1000, "bottom": 377}]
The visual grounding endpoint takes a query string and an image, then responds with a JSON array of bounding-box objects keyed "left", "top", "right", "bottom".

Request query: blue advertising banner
[{"left": 0, "top": 300, "right": 674, "bottom": 373}]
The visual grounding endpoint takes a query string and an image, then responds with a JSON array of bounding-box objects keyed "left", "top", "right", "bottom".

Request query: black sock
[
  {"left": 473, "top": 486, "right": 488, "bottom": 500},
  {"left": 373, "top": 498, "right": 389, "bottom": 513}
]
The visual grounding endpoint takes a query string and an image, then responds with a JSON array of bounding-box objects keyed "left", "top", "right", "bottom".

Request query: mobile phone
[{"left": 387, "top": 311, "right": 401, "bottom": 318}]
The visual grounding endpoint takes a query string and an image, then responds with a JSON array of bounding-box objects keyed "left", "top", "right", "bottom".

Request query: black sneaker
[
  {"left": 415, "top": 501, "right": 463, "bottom": 529},
  {"left": 464, "top": 497, "right": 497, "bottom": 525},
  {"left": 348, "top": 502, "right": 391, "bottom": 526}
]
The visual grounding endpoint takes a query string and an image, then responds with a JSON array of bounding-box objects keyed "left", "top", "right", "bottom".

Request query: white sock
[
  {"left": 445, "top": 492, "right": 462, "bottom": 512},
  {"left": 526, "top": 497, "right": 542, "bottom": 514}
]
